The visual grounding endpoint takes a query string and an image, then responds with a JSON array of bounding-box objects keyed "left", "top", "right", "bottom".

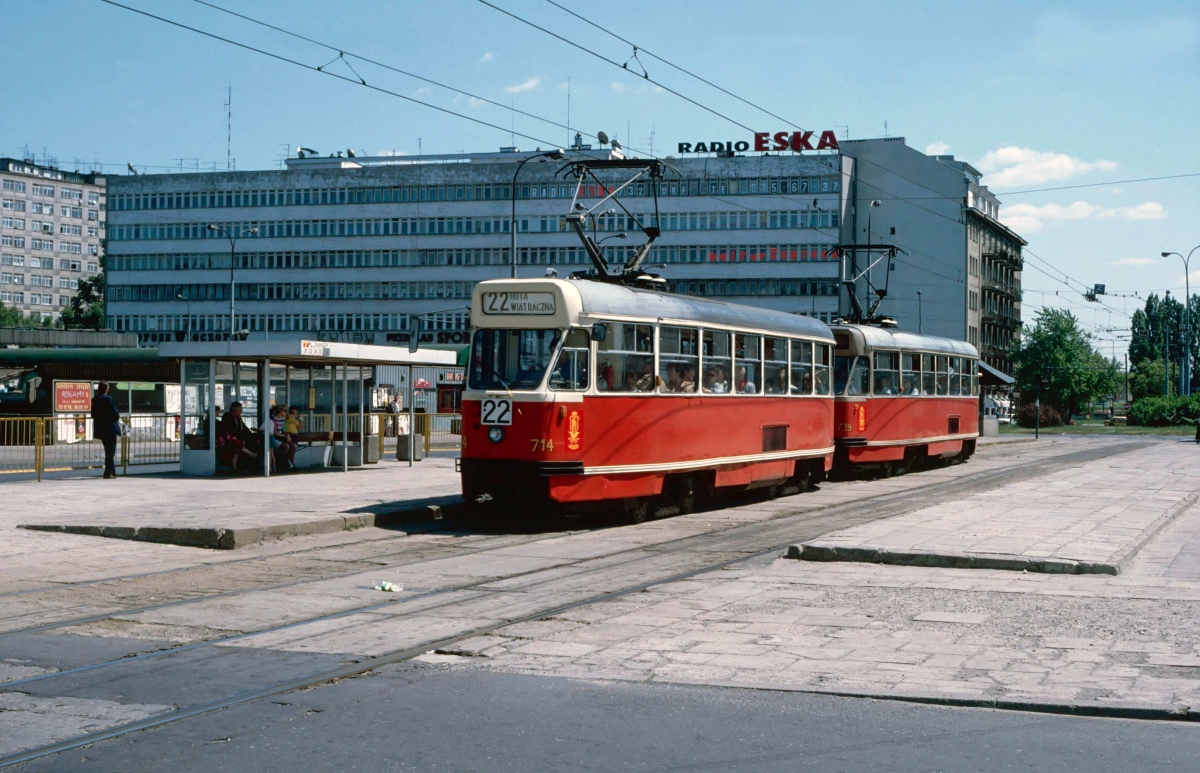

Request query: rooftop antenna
[
  {"left": 225, "top": 86, "right": 232, "bottom": 171},
  {"left": 566, "top": 76, "right": 571, "bottom": 150}
]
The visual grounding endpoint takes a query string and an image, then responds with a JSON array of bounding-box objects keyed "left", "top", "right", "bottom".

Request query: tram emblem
[{"left": 567, "top": 411, "right": 582, "bottom": 451}]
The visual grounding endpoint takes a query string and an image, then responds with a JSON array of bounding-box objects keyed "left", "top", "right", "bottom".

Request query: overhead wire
[{"left": 189, "top": 0, "right": 640, "bottom": 156}]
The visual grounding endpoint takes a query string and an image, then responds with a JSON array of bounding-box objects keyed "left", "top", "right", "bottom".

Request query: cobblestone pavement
[
  {"left": 798, "top": 439, "right": 1199, "bottom": 573},
  {"left": 447, "top": 442, "right": 1200, "bottom": 715}
]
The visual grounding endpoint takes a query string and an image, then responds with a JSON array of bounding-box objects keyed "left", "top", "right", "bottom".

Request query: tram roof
[
  {"left": 831, "top": 324, "right": 979, "bottom": 357},
  {"left": 474, "top": 278, "right": 835, "bottom": 341}
]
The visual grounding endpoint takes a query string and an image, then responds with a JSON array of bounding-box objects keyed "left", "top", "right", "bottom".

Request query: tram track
[
  {"left": 0, "top": 438, "right": 1140, "bottom": 643},
  {"left": 0, "top": 438, "right": 1153, "bottom": 769}
]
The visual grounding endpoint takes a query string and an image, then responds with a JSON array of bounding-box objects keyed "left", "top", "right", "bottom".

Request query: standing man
[{"left": 91, "top": 381, "right": 121, "bottom": 479}]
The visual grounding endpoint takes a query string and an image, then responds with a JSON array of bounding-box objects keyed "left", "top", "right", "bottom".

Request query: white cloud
[
  {"left": 468, "top": 97, "right": 485, "bottom": 107},
  {"left": 413, "top": 86, "right": 432, "bottom": 97},
  {"left": 978, "top": 146, "right": 1117, "bottom": 188},
  {"left": 1000, "top": 200, "right": 1167, "bottom": 232},
  {"left": 478, "top": 52, "right": 493, "bottom": 64},
  {"left": 610, "top": 81, "right": 627, "bottom": 94},
  {"left": 925, "top": 141, "right": 951, "bottom": 156},
  {"left": 504, "top": 77, "right": 541, "bottom": 94},
  {"left": 1114, "top": 256, "right": 1157, "bottom": 266}
]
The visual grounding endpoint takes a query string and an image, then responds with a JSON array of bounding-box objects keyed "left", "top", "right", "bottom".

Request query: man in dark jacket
[{"left": 91, "top": 381, "right": 121, "bottom": 479}]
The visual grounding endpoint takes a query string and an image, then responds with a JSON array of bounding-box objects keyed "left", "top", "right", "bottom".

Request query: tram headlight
[{"left": 487, "top": 426, "right": 505, "bottom": 443}]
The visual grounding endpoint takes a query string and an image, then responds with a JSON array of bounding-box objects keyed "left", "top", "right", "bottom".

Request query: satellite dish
[
  {"left": 610, "top": 139, "right": 621, "bottom": 150},
  {"left": 597, "top": 130, "right": 609, "bottom": 145}
]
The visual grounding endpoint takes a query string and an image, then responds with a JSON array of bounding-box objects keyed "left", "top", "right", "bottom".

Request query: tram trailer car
[
  {"left": 460, "top": 278, "right": 837, "bottom": 520},
  {"left": 830, "top": 324, "right": 980, "bottom": 476}
]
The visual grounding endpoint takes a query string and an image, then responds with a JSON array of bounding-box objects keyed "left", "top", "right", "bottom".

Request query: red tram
[
  {"left": 830, "top": 324, "right": 980, "bottom": 475},
  {"left": 460, "top": 278, "right": 837, "bottom": 520}
]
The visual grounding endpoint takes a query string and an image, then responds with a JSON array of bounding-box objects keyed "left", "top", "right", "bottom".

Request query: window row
[
  {"left": 668, "top": 278, "right": 838, "bottom": 298},
  {"left": 110, "top": 311, "right": 469, "bottom": 335},
  {"left": 109, "top": 174, "right": 843, "bottom": 211},
  {"left": 107, "top": 208, "right": 839, "bottom": 243},
  {"left": 108, "top": 280, "right": 480, "bottom": 303},
  {"left": 470, "top": 323, "right": 835, "bottom": 397},
  {"left": 2, "top": 179, "right": 27, "bottom": 193},
  {"left": 834, "top": 352, "right": 979, "bottom": 397},
  {"left": 107, "top": 243, "right": 840, "bottom": 274}
]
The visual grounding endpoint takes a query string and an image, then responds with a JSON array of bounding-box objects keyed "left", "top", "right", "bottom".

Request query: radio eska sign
[{"left": 677, "top": 130, "right": 840, "bottom": 155}]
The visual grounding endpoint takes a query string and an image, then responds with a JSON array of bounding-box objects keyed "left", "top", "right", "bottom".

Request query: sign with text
[
  {"left": 678, "top": 130, "right": 840, "bottom": 155},
  {"left": 53, "top": 381, "right": 93, "bottom": 413},
  {"left": 481, "top": 291, "right": 556, "bottom": 315},
  {"left": 301, "top": 340, "right": 331, "bottom": 357}
]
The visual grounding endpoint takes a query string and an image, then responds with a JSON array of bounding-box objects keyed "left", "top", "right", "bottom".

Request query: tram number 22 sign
[
  {"left": 481, "top": 398, "right": 512, "bottom": 425},
  {"left": 481, "top": 292, "right": 556, "bottom": 315}
]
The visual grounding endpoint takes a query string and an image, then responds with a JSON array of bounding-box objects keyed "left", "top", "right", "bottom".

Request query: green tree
[
  {"left": 1129, "top": 358, "right": 1168, "bottom": 400},
  {"left": 1128, "top": 291, "right": 1200, "bottom": 392},
  {"left": 1015, "top": 308, "right": 1120, "bottom": 419},
  {"left": 0, "top": 302, "right": 59, "bottom": 328},
  {"left": 60, "top": 255, "right": 106, "bottom": 330}
]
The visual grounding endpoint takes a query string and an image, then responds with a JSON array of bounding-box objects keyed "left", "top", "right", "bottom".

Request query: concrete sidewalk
[
  {"left": 7, "top": 459, "right": 462, "bottom": 549},
  {"left": 792, "top": 442, "right": 1199, "bottom": 574}
]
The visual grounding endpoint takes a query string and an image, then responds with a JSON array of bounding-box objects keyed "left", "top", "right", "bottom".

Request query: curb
[
  {"left": 18, "top": 496, "right": 467, "bottom": 549},
  {"left": 788, "top": 486, "right": 1200, "bottom": 575},
  {"left": 654, "top": 677, "right": 1199, "bottom": 722},
  {"left": 785, "top": 543, "right": 1120, "bottom": 575}
]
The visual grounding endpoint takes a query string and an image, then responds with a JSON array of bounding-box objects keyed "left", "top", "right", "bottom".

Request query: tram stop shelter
[{"left": 157, "top": 339, "right": 458, "bottom": 477}]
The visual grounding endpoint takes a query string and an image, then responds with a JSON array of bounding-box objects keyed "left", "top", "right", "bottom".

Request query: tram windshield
[
  {"left": 468, "top": 328, "right": 562, "bottom": 390},
  {"left": 834, "top": 356, "right": 869, "bottom": 396}
]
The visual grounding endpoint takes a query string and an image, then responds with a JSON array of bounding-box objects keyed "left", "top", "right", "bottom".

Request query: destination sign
[{"left": 480, "top": 292, "right": 556, "bottom": 315}]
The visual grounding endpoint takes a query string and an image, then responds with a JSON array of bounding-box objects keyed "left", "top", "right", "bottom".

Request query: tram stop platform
[{"left": 11, "top": 458, "right": 465, "bottom": 549}]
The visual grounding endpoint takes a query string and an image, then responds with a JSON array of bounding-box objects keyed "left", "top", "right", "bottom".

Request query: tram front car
[{"left": 461, "top": 278, "right": 837, "bottom": 518}]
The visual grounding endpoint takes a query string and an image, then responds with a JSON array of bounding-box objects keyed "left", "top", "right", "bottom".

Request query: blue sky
[{"left": 3, "top": 0, "right": 1196, "bottom": 348}]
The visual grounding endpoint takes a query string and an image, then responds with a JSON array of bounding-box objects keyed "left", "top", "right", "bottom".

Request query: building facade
[
  {"left": 1, "top": 159, "right": 106, "bottom": 321},
  {"left": 844, "top": 138, "right": 1024, "bottom": 374},
  {"left": 105, "top": 137, "right": 1023, "bottom": 373}
]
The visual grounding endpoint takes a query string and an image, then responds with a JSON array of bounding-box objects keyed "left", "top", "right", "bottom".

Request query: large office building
[
  {"left": 1, "top": 159, "right": 106, "bottom": 321},
  {"left": 105, "top": 135, "right": 1024, "bottom": 374}
]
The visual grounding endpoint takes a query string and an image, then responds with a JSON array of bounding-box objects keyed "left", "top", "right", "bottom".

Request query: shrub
[
  {"left": 1016, "top": 403, "right": 1064, "bottom": 428},
  {"left": 1127, "top": 396, "right": 1200, "bottom": 426}
]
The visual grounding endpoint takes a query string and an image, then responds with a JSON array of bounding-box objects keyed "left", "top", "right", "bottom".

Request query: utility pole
[{"left": 225, "top": 86, "right": 232, "bottom": 172}]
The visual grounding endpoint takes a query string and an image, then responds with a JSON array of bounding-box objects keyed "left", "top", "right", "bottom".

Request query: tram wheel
[
  {"left": 623, "top": 498, "right": 651, "bottom": 524},
  {"left": 880, "top": 462, "right": 895, "bottom": 479}
]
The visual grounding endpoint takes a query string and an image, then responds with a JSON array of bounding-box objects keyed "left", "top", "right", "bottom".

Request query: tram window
[
  {"left": 815, "top": 344, "right": 832, "bottom": 395},
  {"left": 735, "top": 333, "right": 761, "bottom": 394},
  {"left": 948, "top": 357, "right": 961, "bottom": 395},
  {"left": 790, "top": 340, "right": 813, "bottom": 395},
  {"left": 936, "top": 355, "right": 949, "bottom": 396},
  {"left": 921, "top": 354, "right": 936, "bottom": 396},
  {"left": 835, "top": 356, "right": 869, "bottom": 396},
  {"left": 966, "top": 360, "right": 977, "bottom": 395},
  {"left": 549, "top": 328, "right": 590, "bottom": 392},
  {"left": 468, "top": 328, "right": 562, "bottom": 391},
  {"left": 873, "top": 351, "right": 900, "bottom": 396},
  {"left": 596, "top": 321, "right": 655, "bottom": 393},
  {"left": 764, "top": 337, "right": 788, "bottom": 394},
  {"left": 702, "top": 330, "right": 732, "bottom": 394},
  {"left": 901, "top": 352, "right": 920, "bottom": 395},
  {"left": 659, "top": 326, "right": 699, "bottom": 394}
]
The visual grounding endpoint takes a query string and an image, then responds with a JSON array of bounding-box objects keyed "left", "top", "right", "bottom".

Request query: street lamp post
[
  {"left": 207, "top": 224, "right": 259, "bottom": 339},
  {"left": 510, "top": 150, "right": 564, "bottom": 279},
  {"left": 1163, "top": 246, "right": 1200, "bottom": 396},
  {"left": 916, "top": 291, "right": 923, "bottom": 334}
]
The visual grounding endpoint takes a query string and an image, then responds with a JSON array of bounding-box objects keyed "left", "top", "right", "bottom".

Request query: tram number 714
[{"left": 480, "top": 398, "right": 513, "bottom": 425}]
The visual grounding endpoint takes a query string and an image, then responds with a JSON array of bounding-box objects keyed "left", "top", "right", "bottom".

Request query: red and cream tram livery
[
  {"left": 461, "top": 278, "right": 837, "bottom": 517},
  {"left": 830, "top": 324, "right": 980, "bottom": 473}
]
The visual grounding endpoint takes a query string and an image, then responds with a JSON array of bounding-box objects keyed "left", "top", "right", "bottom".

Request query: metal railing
[
  {"left": 379, "top": 412, "right": 462, "bottom": 455},
  {"left": 0, "top": 414, "right": 182, "bottom": 480}
]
